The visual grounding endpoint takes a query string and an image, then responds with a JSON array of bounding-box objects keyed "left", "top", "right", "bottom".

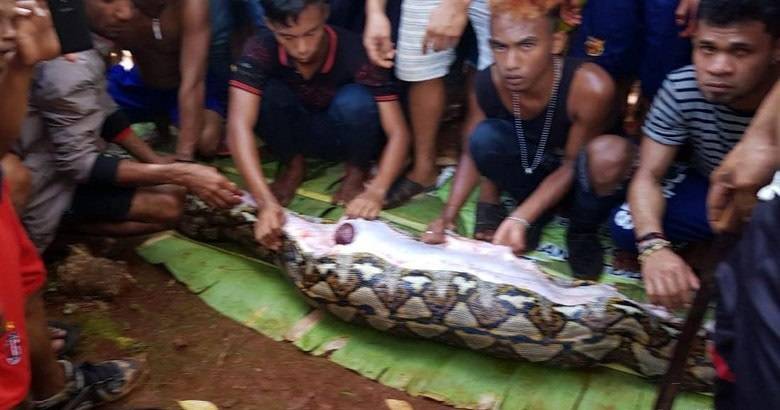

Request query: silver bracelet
[{"left": 506, "top": 216, "right": 531, "bottom": 229}]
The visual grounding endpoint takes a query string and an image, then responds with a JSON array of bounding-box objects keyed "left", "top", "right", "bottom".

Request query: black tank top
[{"left": 475, "top": 57, "right": 584, "bottom": 160}]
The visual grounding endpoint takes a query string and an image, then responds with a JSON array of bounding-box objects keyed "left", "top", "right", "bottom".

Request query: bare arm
[
  {"left": 175, "top": 0, "right": 210, "bottom": 160},
  {"left": 227, "top": 86, "right": 286, "bottom": 249},
  {"left": 345, "top": 100, "right": 411, "bottom": 219},
  {"left": 363, "top": 0, "right": 394, "bottom": 68},
  {"left": 0, "top": 60, "right": 34, "bottom": 154},
  {"left": 226, "top": 88, "right": 275, "bottom": 207},
  {"left": 116, "top": 131, "right": 171, "bottom": 164},
  {"left": 114, "top": 160, "right": 240, "bottom": 209},
  {"left": 630, "top": 138, "right": 699, "bottom": 309},
  {"left": 709, "top": 79, "right": 780, "bottom": 232},
  {"left": 422, "top": 76, "right": 485, "bottom": 244},
  {"left": 441, "top": 88, "right": 486, "bottom": 223},
  {"left": 366, "top": 101, "right": 410, "bottom": 194},
  {"left": 113, "top": 160, "right": 180, "bottom": 185},
  {"left": 628, "top": 139, "right": 679, "bottom": 238},
  {"left": 365, "top": 0, "right": 387, "bottom": 14}
]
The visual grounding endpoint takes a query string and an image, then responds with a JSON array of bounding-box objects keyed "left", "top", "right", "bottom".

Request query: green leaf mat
[{"left": 136, "top": 159, "right": 712, "bottom": 409}]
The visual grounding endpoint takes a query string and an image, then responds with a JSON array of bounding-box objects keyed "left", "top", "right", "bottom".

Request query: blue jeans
[
  {"left": 469, "top": 118, "right": 623, "bottom": 232},
  {"left": 257, "top": 81, "right": 383, "bottom": 167},
  {"left": 609, "top": 165, "right": 714, "bottom": 251}
]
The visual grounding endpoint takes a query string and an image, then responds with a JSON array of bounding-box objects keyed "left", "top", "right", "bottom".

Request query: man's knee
[
  {"left": 468, "top": 119, "right": 511, "bottom": 169},
  {"left": 331, "top": 84, "right": 377, "bottom": 122},
  {"left": 134, "top": 188, "right": 184, "bottom": 224},
  {"left": 585, "top": 134, "right": 634, "bottom": 196},
  {"left": 158, "top": 192, "right": 184, "bottom": 224}
]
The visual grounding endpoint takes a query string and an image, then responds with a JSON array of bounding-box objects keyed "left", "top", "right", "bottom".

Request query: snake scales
[{"left": 178, "top": 195, "right": 714, "bottom": 390}]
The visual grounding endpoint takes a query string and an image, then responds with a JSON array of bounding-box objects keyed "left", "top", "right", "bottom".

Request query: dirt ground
[{"left": 45, "top": 237, "right": 452, "bottom": 410}]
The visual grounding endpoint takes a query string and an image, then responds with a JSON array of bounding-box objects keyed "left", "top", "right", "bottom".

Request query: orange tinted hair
[{"left": 488, "top": 0, "right": 562, "bottom": 21}]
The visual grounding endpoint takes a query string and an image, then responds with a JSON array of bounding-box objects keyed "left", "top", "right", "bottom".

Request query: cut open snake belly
[{"left": 179, "top": 195, "right": 715, "bottom": 390}]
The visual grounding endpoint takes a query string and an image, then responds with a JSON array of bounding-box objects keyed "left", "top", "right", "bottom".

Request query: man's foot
[
  {"left": 33, "top": 359, "right": 146, "bottom": 409},
  {"left": 270, "top": 157, "right": 305, "bottom": 207},
  {"left": 474, "top": 202, "right": 506, "bottom": 242},
  {"left": 48, "top": 321, "right": 80, "bottom": 358},
  {"left": 332, "top": 166, "right": 368, "bottom": 205},
  {"left": 567, "top": 230, "right": 605, "bottom": 281}
]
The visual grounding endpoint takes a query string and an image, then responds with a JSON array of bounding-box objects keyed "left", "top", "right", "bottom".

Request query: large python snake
[{"left": 178, "top": 196, "right": 714, "bottom": 390}]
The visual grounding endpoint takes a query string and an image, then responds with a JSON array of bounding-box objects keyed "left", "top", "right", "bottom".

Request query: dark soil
[{"left": 44, "top": 237, "right": 451, "bottom": 410}]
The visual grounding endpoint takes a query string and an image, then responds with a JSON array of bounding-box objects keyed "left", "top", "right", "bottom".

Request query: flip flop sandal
[
  {"left": 48, "top": 320, "right": 81, "bottom": 359},
  {"left": 474, "top": 202, "right": 507, "bottom": 239},
  {"left": 383, "top": 177, "right": 435, "bottom": 209}
]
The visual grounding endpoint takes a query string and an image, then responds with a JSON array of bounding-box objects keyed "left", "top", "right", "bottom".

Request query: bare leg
[
  {"left": 270, "top": 154, "right": 306, "bottom": 207},
  {"left": 332, "top": 164, "right": 369, "bottom": 205},
  {"left": 586, "top": 134, "right": 635, "bottom": 196},
  {"left": 197, "top": 109, "right": 225, "bottom": 159},
  {"left": 406, "top": 78, "right": 446, "bottom": 187},
  {"left": 27, "top": 292, "right": 66, "bottom": 400},
  {"left": 64, "top": 185, "right": 184, "bottom": 236}
]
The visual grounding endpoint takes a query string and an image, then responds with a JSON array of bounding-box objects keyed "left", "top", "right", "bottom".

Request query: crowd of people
[{"left": 0, "top": 0, "right": 777, "bottom": 408}]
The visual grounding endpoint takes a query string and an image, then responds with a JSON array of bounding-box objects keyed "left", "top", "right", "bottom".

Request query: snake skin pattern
[{"left": 179, "top": 196, "right": 714, "bottom": 390}]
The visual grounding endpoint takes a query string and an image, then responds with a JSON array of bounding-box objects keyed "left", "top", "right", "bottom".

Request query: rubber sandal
[
  {"left": 383, "top": 177, "right": 435, "bottom": 209},
  {"left": 474, "top": 202, "right": 507, "bottom": 240}
]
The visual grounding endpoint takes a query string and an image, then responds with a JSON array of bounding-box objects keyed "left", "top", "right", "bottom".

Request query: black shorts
[{"left": 66, "top": 183, "right": 136, "bottom": 221}]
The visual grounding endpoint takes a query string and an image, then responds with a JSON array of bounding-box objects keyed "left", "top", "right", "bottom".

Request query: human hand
[
  {"left": 12, "top": 0, "right": 60, "bottom": 66},
  {"left": 560, "top": 0, "right": 582, "bottom": 27},
  {"left": 708, "top": 142, "right": 777, "bottom": 233},
  {"left": 492, "top": 217, "right": 528, "bottom": 255},
  {"left": 641, "top": 248, "right": 700, "bottom": 309},
  {"left": 176, "top": 163, "right": 241, "bottom": 209},
  {"left": 363, "top": 11, "right": 395, "bottom": 68},
  {"left": 345, "top": 187, "right": 384, "bottom": 220},
  {"left": 422, "top": 0, "right": 469, "bottom": 54},
  {"left": 675, "top": 0, "right": 700, "bottom": 38},
  {"left": 255, "top": 203, "right": 285, "bottom": 250},
  {"left": 421, "top": 217, "right": 455, "bottom": 244}
]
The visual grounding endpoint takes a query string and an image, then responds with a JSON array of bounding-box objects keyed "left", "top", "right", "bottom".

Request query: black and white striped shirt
[{"left": 642, "top": 65, "right": 754, "bottom": 176}]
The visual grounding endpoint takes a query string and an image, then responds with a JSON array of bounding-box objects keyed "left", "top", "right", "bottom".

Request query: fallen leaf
[
  {"left": 178, "top": 400, "right": 219, "bottom": 410},
  {"left": 385, "top": 399, "right": 413, "bottom": 410}
]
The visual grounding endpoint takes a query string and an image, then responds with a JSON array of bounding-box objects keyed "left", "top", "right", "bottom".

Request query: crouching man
[
  {"left": 11, "top": 0, "right": 240, "bottom": 251},
  {"left": 228, "top": 0, "right": 411, "bottom": 249}
]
